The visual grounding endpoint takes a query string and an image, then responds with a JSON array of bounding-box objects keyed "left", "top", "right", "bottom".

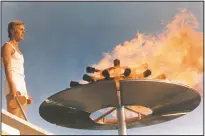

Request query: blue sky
[{"left": 1, "top": 1, "right": 203, "bottom": 135}]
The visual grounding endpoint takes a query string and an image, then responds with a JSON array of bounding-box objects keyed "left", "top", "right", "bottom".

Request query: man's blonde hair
[{"left": 8, "top": 20, "right": 24, "bottom": 38}]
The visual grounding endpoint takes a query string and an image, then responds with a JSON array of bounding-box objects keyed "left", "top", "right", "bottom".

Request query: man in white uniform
[{"left": 1, "top": 20, "right": 32, "bottom": 120}]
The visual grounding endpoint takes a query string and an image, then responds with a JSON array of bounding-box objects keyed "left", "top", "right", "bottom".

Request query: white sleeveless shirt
[
  {"left": 3, "top": 42, "right": 28, "bottom": 98},
  {"left": 6, "top": 42, "right": 25, "bottom": 77}
]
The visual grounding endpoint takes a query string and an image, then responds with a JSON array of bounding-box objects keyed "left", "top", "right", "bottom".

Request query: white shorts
[{"left": 4, "top": 72, "right": 28, "bottom": 99}]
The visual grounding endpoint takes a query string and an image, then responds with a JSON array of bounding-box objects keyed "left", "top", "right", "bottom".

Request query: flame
[
  {"left": 88, "top": 9, "right": 203, "bottom": 120},
  {"left": 91, "top": 9, "right": 203, "bottom": 95}
]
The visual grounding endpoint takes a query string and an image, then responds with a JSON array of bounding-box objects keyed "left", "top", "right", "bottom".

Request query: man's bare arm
[{"left": 1, "top": 44, "right": 17, "bottom": 96}]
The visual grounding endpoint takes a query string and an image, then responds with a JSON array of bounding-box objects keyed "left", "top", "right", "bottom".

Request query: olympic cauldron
[{"left": 39, "top": 61, "right": 201, "bottom": 135}]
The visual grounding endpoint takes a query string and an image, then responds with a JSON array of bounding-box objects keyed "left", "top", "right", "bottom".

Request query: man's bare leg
[
  {"left": 6, "top": 94, "right": 27, "bottom": 120},
  {"left": 6, "top": 94, "right": 21, "bottom": 118}
]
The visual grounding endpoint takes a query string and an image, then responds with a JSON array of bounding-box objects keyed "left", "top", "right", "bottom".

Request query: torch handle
[{"left": 15, "top": 97, "right": 29, "bottom": 121}]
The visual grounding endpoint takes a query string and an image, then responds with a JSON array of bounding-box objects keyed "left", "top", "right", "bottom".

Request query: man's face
[{"left": 11, "top": 25, "right": 25, "bottom": 41}]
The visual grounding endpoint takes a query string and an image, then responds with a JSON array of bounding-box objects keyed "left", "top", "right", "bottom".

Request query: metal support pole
[
  {"left": 117, "top": 105, "right": 127, "bottom": 135},
  {"left": 115, "top": 79, "right": 127, "bottom": 135}
]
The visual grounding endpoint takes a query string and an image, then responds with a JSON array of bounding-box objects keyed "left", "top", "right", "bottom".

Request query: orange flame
[
  {"left": 91, "top": 9, "right": 203, "bottom": 95},
  {"left": 88, "top": 9, "right": 203, "bottom": 120}
]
